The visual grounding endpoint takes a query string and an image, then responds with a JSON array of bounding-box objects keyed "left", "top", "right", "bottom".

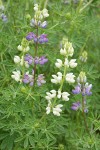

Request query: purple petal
[{"left": 26, "top": 32, "right": 36, "bottom": 41}]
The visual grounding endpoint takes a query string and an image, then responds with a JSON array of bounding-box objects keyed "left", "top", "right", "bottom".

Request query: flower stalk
[
  {"left": 81, "top": 84, "right": 89, "bottom": 134},
  {"left": 34, "top": 27, "right": 39, "bottom": 84}
]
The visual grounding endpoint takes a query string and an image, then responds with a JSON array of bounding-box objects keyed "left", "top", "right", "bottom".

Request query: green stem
[
  {"left": 33, "top": 27, "right": 38, "bottom": 85},
  {"left": 59, "top": 65, "right": 67, "bottom": 91},
  {"left": 79, "top": 0, "right": 93, "bottom": 13},
  {"left": 1, "top": 53, "right": 6, "bottom": 73},
  {"left": 81, "top": 84, "right": 90, "bottom": 134},
  {"left": 44, "top": 0, "right": 49, "bottom": 8}
]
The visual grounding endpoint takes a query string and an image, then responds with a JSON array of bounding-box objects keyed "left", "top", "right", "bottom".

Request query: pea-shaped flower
[
  {"left": 55, "top": 59, "right": 63, "bottom": 68},
  {"left": 66, "top": 73, "right": 75, "bottom": 83}
]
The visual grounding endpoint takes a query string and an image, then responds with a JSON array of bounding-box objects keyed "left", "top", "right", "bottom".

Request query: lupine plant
[
  {"left": 11, "top": 4, "right": 49, "bottom": 87},
  {"left": 45, "top": 38, "right": 77, "bottom": 116}
]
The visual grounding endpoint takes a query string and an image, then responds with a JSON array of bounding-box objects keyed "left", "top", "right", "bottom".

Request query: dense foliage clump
[{"left": 0, "top": 0, "right": 100, "bottom": 149}]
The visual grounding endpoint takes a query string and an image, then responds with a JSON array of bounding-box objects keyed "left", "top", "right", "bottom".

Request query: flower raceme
[
  {"left": 30, "top": 4, "right": 49, "bottom": 28},
  {"left": 72, "top": 72, "right": 92, "bottom": 96},
  {"left": 46, "top": 38, "right": 77, "bottom": 116},
  {"left": 11, "top": 4, "right": 49, "bottom": 88},
  {"left": 71, "top": 72, "right": 92, "bottom": 113},
  {"left": 60, "top": 39, "right": 74, "bottom": 57}
]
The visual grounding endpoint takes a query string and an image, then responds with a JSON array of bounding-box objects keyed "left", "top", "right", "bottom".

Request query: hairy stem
[
  {"left": 81, "top": 84, "right": 90, "bottom": 134},
  {"left": 34, "top": 27, "right": 38, "bottom": 85},
  {"left": 79, "top": 0, "right": 93, "bottom": 13}
]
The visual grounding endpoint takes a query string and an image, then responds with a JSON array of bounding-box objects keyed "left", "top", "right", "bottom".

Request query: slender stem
[
  {"left": 33, "top": 27, "right": 38, "bottom": 85},
  {"left": 81, "top": 84, "right": 90, "bottom": 134},
  {"left": 59, "top": 65, "right": 67, "bottom": 91},
  {"left": 1, "top": 53, "right": 6, "bottom": 73},
  {"left": 44, "top": 0, "right": 49, "bottom": 8},
  {"left": 79, "top": 0, "right": 93, "bottom": 13}
]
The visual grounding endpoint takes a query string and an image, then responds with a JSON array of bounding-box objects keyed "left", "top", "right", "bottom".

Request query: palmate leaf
[
  {"left": 29, "top": 136, "right": 35, "bottom": 148},
  {"left": 0, "top": 135, "right": 14, "bottom": 150},
  {"left": 24, "top": 136, "right": 29, "bottom": 149},
  {"left": 0, "top": 133, "right": 8, "bottom": 140}
]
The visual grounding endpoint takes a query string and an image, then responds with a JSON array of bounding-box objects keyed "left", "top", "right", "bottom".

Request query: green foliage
[{"left": 0, "top": 0, "right": 100, "bottom": 149}]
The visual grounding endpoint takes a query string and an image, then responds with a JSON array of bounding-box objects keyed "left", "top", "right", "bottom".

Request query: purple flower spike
[
  {"left": 71, "top": 102, "right": 81, "bottom": 111},
  {"left": 38, "top": 34, "right": 48, "bottom": 44},
  {"left": 26, "top": 32, "right": 36, "bottom": 41},
  {"left": 37, "top": 74, "right": 46, "bottom": 86},
  {"left": 72, "top": 85, "right": 81, "bottom": 94},
  {"left": 24, "top": 54, "right": 34, "bottom": 65},
  {"left": 39, "top": 56, "right": 48, "bottom": 65}
]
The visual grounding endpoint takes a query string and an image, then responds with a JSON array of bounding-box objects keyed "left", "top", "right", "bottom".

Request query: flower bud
[
  {"left": 80, "top": 51, "right": 87, "bottom": 62},
  {"left": 17, "top": 45, "right": 22, "bottom": 51},
  {"left": 77, "top": 72, "right": 87, "bottom": 83},
  {"left": 60, "top": 48, "right": 67, "bottom": 55}
]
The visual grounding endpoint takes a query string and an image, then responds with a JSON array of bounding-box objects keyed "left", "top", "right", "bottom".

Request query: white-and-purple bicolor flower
[
  {"left": 38, "top": 34, "right": 48, "bottom": 44},
  {"left": 71, "top": 101, "right": 88, "bottom": 113},
  {"left": 24, "top": 54, "right": 34, "bottom": 65},
  {"left": 26, "top": 32, "right": 36, "bottom": 41},
  {"left": 72, "top": 84, "right": 81, "bottom": 94},
  {"left": 34, "top": 56, "right": 48, "bottom": 65},
  {"left": 22, "top": 72, "right": 34, "bottom": 86},
  {"left": 72, "top": 83, "right": 92, "bottom": 96},
  {"left": 37, "top": 74, "right": 46, "bottom": 86}
]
